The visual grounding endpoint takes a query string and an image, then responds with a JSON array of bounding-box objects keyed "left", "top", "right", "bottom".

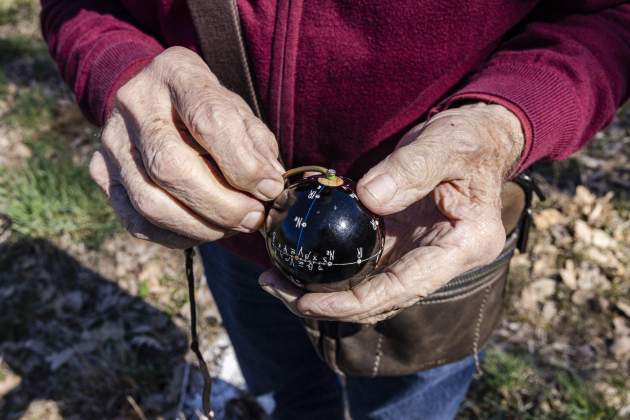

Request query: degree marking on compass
[
  {"left": 295, "top": 185, "right": 324, "bottom": 251},
  {"left": 272, "top": 244, "right": 381, "bottom": 267}
]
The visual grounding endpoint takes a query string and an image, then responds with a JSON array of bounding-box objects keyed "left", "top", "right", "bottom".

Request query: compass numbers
[
  {"left": 370, "top": 219, "right": 379, "bottom": 230},
  {"left": 348, "top": 192, "right": 358, "bottom": 200},
  {"left": 294, "top": 216, "right": 307, "bottom": 228},
  {"left": 271, "top": 235, "right": 377, "bottom": 272},
  {"left": 271, "top": 236, "right": 328, "bottom": 272},
  {"left": 307, "top": 189, "right": 321, "bottom": 200},
  {"left": 356, "top": 247, "right": 363, "bottom": 264}
]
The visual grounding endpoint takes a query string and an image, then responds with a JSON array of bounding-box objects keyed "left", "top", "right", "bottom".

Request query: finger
[
  {"left": 100, "top": 122, "right": 228, "bottom": 242},
  {"left": 356, "top": 136, "right": 450, "bottom": 216},
  {"left": 89, "top": 151, "right": 199, "bottom": 249},
  {"left": 243, "top": 115, "right": 284, "bottom": 166},
  {"left": 127, "top": 113, "right": 269, "bottom": 232},
  {"left": 258, "top": 269, "right": 402, "bottom": 323},
  {"left": 258, "top": 269, "right": 306, "bottom": 315},
  {"left": 295, "top": 242, "right": 470, "bottom": 323},
  {"left": 89, "top": 148, "right": 114, "bottom": 197},
  {"left": 166, "top": 69, "right": 285, "bottom": 200},
  {"left": 110, "top": 184, "right": 200, "bottom": 249},
  {"left": 294, "top": 262, "right": 414, "bottom": 323}
]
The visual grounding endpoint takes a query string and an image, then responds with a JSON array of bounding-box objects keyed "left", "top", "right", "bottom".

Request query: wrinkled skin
[
  {"left": 89, "top": 47, "right": 285, "bottom": 249},
  {"left": 259, "top": 103, "right": 525, "bottom": 324},
  {"left": 91, "top": 47, "right": 524, "bottom": 324}
]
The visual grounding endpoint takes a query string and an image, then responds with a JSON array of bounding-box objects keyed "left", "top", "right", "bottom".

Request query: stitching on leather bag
[
  {"left": 438, "top": 232, "right": 517, "bottom": 289},
  {"left": 412, "top": 358, "right": 447, "bottom": 370},
  {"left": 472, "top": 285, "right": 492, "bottom": 375},
  {"left": 319, "top": 330, "right": 344, "bottom": 376},
  {"left": 371, "top": 334, "right": 383, "bottom": 377},
  {"left": 416, "top": 271, "right": 503, "bottom": 305}
]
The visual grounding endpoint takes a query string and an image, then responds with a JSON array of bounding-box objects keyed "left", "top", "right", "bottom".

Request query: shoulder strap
[{"left": 186, "top": 0, "right": 262, "bottom": 119}]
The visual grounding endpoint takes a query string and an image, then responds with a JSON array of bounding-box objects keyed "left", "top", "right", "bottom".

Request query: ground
[{"left": 0, "top": 1, "right": 629, "bottom": 419}]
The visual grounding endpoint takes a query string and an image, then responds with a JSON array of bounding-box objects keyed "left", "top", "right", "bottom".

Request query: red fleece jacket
[{"left": 41, "top": 0, "right": 630, "bottom": 266}]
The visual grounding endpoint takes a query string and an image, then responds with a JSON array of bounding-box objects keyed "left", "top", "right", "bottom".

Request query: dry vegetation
[{"left": 1, "top": 1, "right": 629, "bottom": 418}]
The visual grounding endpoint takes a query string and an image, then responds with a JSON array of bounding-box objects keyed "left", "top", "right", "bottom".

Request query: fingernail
[
  {"left": 240, "top": 211, "right": 264, "bottom": 230},
  {"left": 363, "top": 174, "right": 397, "bottom": 204},
  {"left": 257, "top": 178, "right": 284, "bottom": 200}
]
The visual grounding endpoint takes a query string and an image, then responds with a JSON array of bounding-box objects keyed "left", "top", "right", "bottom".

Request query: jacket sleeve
[
  {"left": 40, "top": 0, "right": 165, "bottom": 126},
  {"left": 437, "top": 1, "right": 630, "bottom": 173}
]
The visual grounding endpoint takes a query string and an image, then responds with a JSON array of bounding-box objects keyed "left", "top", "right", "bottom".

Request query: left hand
[{"left": 259, "top": 103, "right": 524, "bottom": 324}]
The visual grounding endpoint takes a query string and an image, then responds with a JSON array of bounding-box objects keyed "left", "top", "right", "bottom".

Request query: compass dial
[{"left": 264, "top": 175, "right": 385, "bottom": 292}]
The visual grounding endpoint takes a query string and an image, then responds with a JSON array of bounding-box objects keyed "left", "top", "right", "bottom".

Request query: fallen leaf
[
  {"left": 559, "top": 260, "right": 577, "bottom": 290},
  {"left": 130, "top": 335, "right": 165, "bottom": 352},
  {"left": 534, "top": 208, "right": 565, "bottom": 230},
  {"left": 19, "top": 400, "right": 62, "bottom": 420},
  {"left": 0, "top": 366, "right": 21, "bottom": 396},
  {"left": 46, "top": 348, "right": 75, "bottom": 371},
  {"left": 542, "top": 301, "right": 558, "bottom": 322},
  {"left": 574, "top": 220, "right": 592, "bottom": 244},
  {"left": 613, "top": 316, "right": 630, "bottom": 336},
  {"left": 575, "top": 185, "right": 596, "bottom": 207},
  {"left": 572, "top": 289, "right": 595, "bottom": 305},
  {"left": 521, "top": 278, "right": 556, "bottom": 310},
  {"left": 592, "top": 229, "right": 616, "bottom": 249},
  {"left": 611, "top": 336, "right": 630, "bottom": 361},
  {"left": 616, "top": 301, "right": 630, "bottom": 318}
]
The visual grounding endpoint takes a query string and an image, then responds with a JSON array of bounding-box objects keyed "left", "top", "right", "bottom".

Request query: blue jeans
[{"left": 199, "top": 243, "right": 476, "bottom": 420}]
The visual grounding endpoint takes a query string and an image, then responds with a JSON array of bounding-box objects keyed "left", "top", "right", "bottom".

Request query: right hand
[{"left": 89, "top": 47, "right": 285, "bottom": 248}]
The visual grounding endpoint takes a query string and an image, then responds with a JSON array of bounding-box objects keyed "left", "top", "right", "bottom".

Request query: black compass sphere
[{"left": 264, "top": 174, "right": 385, "bottom": 292}]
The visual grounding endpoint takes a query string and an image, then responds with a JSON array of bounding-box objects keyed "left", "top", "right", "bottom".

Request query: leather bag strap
[{"left": 186, "top": 0, "right": 262, "bottom": 119}]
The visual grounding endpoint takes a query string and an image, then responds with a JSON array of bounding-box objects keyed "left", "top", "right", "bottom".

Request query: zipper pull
[
  {"left": 513, "top": 172, "right": 545, "bottom": 253},
  {"left": 517, "top": 207, "right": 532, "bottom": 253}
]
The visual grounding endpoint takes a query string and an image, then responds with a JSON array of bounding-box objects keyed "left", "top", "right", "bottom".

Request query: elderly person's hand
[
  {"left": 259, "top": 103, "right": 524, "bottom": 324},
  {"left": 89, "top": 47, "right": 285, "bottom": 248}
]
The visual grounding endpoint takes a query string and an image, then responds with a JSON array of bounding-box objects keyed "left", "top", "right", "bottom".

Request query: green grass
[
  {"left": 138, "top": 280, "right": 150, "bottom": 299},
  {"left": 159, "top": 275, "right": 189, "bottom": 316},
  {"left": 3, "top": 85, "right": 58, "bottom": 129},
  {"left": 0, "top": 36, "right": 62, "bottom": 85},
  {"left": 0, "top": 36, "right": 45, "bottom": 61},
  {"left": 461, "top": 348, "right": 619, "bottom": 419},
  {"left": 0, "top": 0, "right": 35, "bottom": 26},
  {"left": 0, "top": 26, "right": 117, "bottom": 248},
  {"left": 0, "top": 148, "right": 118, "bottom": 247},
  {"left": 0, "top": 68, "right": 7, "bottom": 97}
]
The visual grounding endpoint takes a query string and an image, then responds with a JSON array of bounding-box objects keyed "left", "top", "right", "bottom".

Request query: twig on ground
[{"left": 126, "top": 395, "right": 148, "bottom": 420}]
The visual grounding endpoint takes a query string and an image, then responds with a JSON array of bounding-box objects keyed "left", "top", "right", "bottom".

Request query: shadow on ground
[{"left": 0, "top": 238, "right": 188, "bottom": 418}]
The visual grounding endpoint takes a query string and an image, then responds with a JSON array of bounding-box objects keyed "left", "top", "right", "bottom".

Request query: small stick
[{"left": 126, "top": 395, "right": 148, "bottom": 420}]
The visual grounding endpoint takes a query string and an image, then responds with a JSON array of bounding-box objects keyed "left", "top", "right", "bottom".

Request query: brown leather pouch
[{"left": 300, "top": 178, "right": 538, "bottom": 376}]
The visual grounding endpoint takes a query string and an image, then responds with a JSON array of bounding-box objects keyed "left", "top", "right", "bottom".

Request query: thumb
[
  {"left": 258, "top": 269, "right": 305, "bottom": 316},
  {"left": 357, "top": 141, "right": 449, "bottom": 215}
]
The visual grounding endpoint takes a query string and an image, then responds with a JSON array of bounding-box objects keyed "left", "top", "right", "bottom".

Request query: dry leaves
[{"left": 498, "top": 170, "right": 630, "bottom": 413}]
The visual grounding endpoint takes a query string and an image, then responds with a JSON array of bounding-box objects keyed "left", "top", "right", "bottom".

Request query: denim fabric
[{"left": 199, "top": 242, "right": 476, "bottom": 420}]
